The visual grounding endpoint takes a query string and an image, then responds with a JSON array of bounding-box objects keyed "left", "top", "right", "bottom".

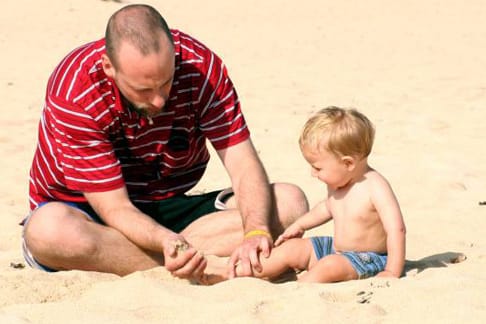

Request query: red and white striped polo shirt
[{"left": 28, "top": 30, "right": 249, "bottom": 210}]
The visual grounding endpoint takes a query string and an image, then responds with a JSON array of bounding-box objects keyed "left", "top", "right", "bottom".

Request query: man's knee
[
  {"left": 25, "top": 203, "right": 70, "bottom": 244},
  {"left": 24, "top": 202, "right": 97, "bottom": 263},
  {"left": 272, "top": 182, "right": 309, "bottom": 225}
]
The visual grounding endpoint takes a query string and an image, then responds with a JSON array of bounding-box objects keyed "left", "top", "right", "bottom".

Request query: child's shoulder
[{"left": 363, "top": 168, "right": 392, "bottom": 188}]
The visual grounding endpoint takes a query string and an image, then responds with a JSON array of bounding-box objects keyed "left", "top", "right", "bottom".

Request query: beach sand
[{"left": 1, "top": 0, "right": 485, "bottom": 323}]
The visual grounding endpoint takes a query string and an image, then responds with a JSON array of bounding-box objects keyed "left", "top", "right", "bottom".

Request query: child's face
[{"left": 302, "top": 147, "right": 351, "bottom": 190}]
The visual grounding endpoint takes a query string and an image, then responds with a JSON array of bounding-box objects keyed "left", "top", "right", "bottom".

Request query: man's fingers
[
  {"left": 249, "top": 248, "right": 262, "bottom": 272},
  {"left": 260, "top": 238, "right": 271, "bottom": 258},
  {"left": 227, "top": 250, "right": 240, "bottom": 278},
  {"left": 167, "top": 245, "right": 177, "bottom": 257},
  {"left": 171, "top": 257, "right": 204, "bottom": 279},
  {"left": 238, "top": 256, "right": 253, "bottom": 277},
  {"left": 191, "top": 253, "right": 208, "bottom": 280},
  {"left": 227, "top": 236, "right": 274, "bottom": 278},
  {"left": 164, "top": 236, "right": 189, "bottom": 258},
  {"left": 169, "top": 248, "right": 203, "bottom": 278}
]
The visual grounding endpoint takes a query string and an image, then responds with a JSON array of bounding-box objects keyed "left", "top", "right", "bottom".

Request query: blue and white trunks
[{"left": 310, "top": 236, "right": 387, "bottom": 279}]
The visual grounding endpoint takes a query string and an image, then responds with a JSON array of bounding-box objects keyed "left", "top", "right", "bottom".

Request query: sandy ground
[{"left": 1, "top": 0, "right": 485, "bottom": 323}]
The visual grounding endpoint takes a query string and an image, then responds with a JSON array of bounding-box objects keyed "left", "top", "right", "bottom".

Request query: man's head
[{"left": 102, "top": 4, "right": 175, "bottom": 117}]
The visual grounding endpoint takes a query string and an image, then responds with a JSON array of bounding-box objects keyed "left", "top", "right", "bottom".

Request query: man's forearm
[
  {"left": 234, "top": 166, "right": 272, "bottom": 234},
  {"left": 239, "top": 184, "right": 272, "bottom": 233},
  {"left": 218, "top": 139, "right": 274, "bottom": 234},
  {"left": 85, "top": 189, "right": 173, "bottom": 253},
  {"left": 104, "top": 206, "right": 173, "bottom": 252}
]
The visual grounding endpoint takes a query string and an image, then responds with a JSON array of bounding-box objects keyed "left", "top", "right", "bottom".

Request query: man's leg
[
  {"left": 182, "top": 182, "right": 309, "bottom": 256},
  {"left": 23, "top": 202, "right": 163, "bottom": 276}
]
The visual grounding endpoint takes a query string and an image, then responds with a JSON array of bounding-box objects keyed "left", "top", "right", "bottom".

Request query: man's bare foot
[{"left": 199, "top": 254, "right": 230, "bottom": 285}]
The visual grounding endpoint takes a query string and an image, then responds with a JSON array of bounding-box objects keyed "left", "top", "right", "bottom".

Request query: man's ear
[
  {"left": 341, "top": 155, "right": 356, "bottom": 171},
  {"left": 101, "top": 54, "right": 116, "bottom": 78}
]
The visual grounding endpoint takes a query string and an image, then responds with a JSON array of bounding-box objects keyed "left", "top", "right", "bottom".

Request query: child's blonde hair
[{"left": 299, "top": 106, "right": 375, "bottom": 158}]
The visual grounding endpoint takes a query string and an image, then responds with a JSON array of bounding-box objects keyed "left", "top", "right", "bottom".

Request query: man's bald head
[{"left": 105, "top": 4, "right": 173, "bottom": 69}]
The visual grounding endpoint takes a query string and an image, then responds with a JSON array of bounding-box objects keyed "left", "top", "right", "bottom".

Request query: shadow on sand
[{"left": 404, "top": 251, "right": 467, "bottom": 274}]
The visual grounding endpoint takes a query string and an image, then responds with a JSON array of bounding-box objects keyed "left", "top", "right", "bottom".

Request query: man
[{"left": 23, "top": 4, "right": 308, "bottom": 282}]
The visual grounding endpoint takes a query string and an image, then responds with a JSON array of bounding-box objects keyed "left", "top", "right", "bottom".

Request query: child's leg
[
  {"left": 202, "top": 238, "right": 314, "bottom": 284},
  {"left": 298, "top": 254, "right": 358, "bottom": 283},
  {"left": 248, "top": 238, "right": 314, "bottom": 280}
]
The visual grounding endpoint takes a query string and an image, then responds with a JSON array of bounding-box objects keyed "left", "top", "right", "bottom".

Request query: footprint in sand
[
  {"left": 356, "top": 291, "right": 373, "bottom": 304},
  {"left": 319, "top": 290, "right": 373, "bottom": 304}
]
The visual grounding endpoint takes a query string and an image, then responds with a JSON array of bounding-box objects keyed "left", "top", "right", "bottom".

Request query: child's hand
[
  {"left": 274, "top": 224, "right": 305, "bottom": 246},
  {"left": 375, "top": 270, "right": 399, "bottom": 278}
]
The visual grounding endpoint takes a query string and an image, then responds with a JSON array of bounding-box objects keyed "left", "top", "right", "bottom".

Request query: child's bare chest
[{"left": 328, "top": 185, "right": 377, "bottom": 224}]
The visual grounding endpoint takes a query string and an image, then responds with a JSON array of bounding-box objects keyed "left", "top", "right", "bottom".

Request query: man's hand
[
  {"left": 163, "top": 234, "right": 207, "bottom": 281},
  {"left": 227, "top": 232, "right": 273, "bottom": 278}
]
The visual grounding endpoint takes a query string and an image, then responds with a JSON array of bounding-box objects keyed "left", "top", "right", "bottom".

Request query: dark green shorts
[{"left": 72, "top": 190, "right": 225, "bottom": 233}]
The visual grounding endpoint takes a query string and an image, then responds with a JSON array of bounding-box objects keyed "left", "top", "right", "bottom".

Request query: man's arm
[
  {"left": 216, "top": 139, "right": 274, "bottom": 276},
  {"left": 85, "top": 188, "right": 167, "bottom": 249},
  {"left": 216, "top": 139, "right": 272, "bottom": 235},
  {"left": 84, "top": 187, "right": 207, "bottom": 279}
]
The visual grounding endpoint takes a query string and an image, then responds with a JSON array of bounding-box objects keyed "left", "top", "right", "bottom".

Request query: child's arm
[
  {"left": 275, "top": 199, "right": 332, "bottom": 246},
  {"left": 370, "top": 174, "right": 406, "bottom": 278}
]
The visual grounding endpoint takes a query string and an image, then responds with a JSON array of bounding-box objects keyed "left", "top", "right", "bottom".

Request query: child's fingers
[{"left": 274, "top": 235, "right": 286, "bottom": 246}]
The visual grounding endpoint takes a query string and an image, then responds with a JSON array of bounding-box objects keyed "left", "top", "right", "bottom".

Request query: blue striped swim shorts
[{"left": 310, "top": 236, "right": 387, "bottom": 279}]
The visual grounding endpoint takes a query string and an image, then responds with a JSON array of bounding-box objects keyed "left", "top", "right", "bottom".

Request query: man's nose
[
  {"left": 150, "top": 93, "right": 166, "bottom": 109},
  {"left": 151, "top": 85, "right": 171, "bottom": 109}
]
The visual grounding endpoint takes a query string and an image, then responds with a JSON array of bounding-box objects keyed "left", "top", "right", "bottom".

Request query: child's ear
[{"left": 341, "top": 156, "right": 356, "bottom": 171}]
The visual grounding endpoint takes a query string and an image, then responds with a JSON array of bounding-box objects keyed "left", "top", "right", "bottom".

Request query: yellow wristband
[{"left": 244, "top": 229, "right": 272, "bottom": 239}]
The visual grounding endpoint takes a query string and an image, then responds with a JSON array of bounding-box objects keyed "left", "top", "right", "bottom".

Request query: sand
[{"left": 1, "top": 0, "right": 485, "bottom": 323}]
